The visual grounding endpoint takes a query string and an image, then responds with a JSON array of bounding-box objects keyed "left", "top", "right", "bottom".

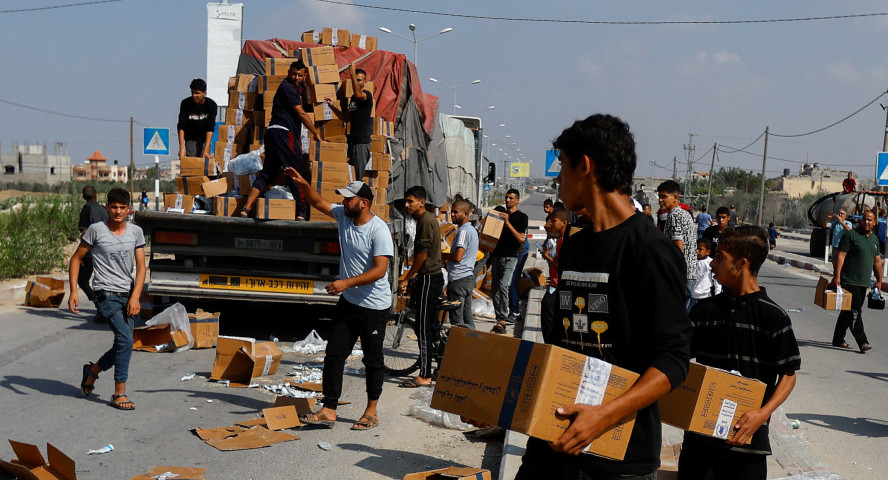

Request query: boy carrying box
[{"left": 679, "top": 226, "right": 801, "bottom": 480}]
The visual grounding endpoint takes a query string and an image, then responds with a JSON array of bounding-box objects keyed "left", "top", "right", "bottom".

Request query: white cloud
[
  {"left": 696, "top": 50, "right": 709, "bottom": 63},
  {"left": 577, "top": 53, "right": 605, "bottom": 79},
  {"left": 825, "top": 60, "right": 860, "bottom": 83},
  {"left": 711, "top": 50, "right": 741, "bottom": 64}
]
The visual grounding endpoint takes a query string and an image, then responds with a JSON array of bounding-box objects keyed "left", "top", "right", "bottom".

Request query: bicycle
[{"left": 381, "top": 297, "right": 461, "bottom": 376}]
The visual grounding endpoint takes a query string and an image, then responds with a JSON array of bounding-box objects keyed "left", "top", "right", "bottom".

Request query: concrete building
[
  {"left": 0, "top": 142, "right": 72, "bottom": 186},
  {"left": 71, "top": 150, "right": 128, "bottom": 183},
  {"left": 779, "top": 164, "right": 855, "bottom": 197}
]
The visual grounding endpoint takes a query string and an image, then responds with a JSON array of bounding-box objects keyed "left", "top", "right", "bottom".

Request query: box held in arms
[
  {"left": 814, "top": 276, "right": 852, "bottom": 311},
  {"left": 659, "top": 362, "right": 766, "bottom": 442},
  {"left": 478, "top": 210, "right": 508, "bottom": 253},
  {"left": 431, "top": 328, "right": 639, "bottom": 460},
  {"left": 210, "top": 336, "right": 283, "bottom": 387}
]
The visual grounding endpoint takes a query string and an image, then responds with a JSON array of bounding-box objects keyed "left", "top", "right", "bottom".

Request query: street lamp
[
  {"left": 428, "top": 77, "right": 481, "bottom": 115},
  {"left": 378, "top": 25, "right": 453, "bottom": 67}
]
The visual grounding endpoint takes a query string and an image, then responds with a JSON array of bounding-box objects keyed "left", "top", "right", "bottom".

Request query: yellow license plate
[{"left": 199, "top": 274, "right": 314, "bottom": 294}]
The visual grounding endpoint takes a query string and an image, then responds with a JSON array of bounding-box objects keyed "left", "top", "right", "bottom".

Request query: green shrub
[{"left": 0, "top": 193, "right": 81, "bottom": 279}]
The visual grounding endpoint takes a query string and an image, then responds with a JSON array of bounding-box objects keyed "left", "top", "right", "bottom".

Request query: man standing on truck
[
  {"left": 398, "top": 186, "right": 444, "bottom": 388},
  {"left": 77, "top": 185, "right": 110, "bottom": 323},
  {"left": 282, "top": 167, "right": 392, "bottom": 431},
  {"left": 325, "top": 64, "right": 373, "bottom": 180},
  {"left": 241, "top": 61, "right": 324, "bottom": 220},
  {"left": 177, "top": 78, "right": 217, "bottom": 160},
  {"left": 830, "top": 210, "right": 881, "bottom": 353}
]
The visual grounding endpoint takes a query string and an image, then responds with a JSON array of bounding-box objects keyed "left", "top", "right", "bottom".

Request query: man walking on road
[
  {"left": 830, "top": 210, "right": 882, "bottom": 353},
  {"left": 489, "top": 189, "right": 528, "bottom": 334},
  {"left": 283, "top": 168, "right": 392, "bottom": 430},
  {"left": 445, "top": 199, "right": 478, "bottom": 330},
  {"left": 76, "top": 185, "right": 110, "bottom": 322},
  {"left": 658, "top": 180, "right": 697, "bottom": 304},
  {"left": 398, "top": 186, "right": 444, "bottom": 388},
  {"left": 69, "top": 188, "right": 146, "bottom": 410},
  {"left": 514, "top": 114, "right": 691, "bottom": 479}
]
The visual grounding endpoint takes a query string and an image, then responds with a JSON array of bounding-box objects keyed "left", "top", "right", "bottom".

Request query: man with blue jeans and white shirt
[
  {"left": 69, "top": 188, "right": 146, "bottom": 410},
  {"left": 446, "top": 200, "right": 478, "bottom": 329},
  {"left": 283, "top": 168, "right": 393, "bottom": 431}
]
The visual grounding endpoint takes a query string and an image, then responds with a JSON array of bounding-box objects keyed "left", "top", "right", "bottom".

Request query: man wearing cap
[{"left": 282, "top": 167, "right": 392, "bottom": 431}]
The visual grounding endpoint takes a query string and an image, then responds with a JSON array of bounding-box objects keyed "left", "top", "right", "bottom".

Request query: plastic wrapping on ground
[
  {"left": 405, "top": 387, "right": 471, "bottom": 431},
  {"left": 263, "top": 383, "right": 320, "bottom": 398},
  {"left": 146, "top": 302, "right": 194, "bottom": 351},
  {"left": 473, "top": 297, "right": 495, "bottom": 318},
  {"left": 227, "top": 149, "right": 263, "bottom": 175},
  {"left": 283, "top": 330, "right": 327, "bottom": 355},
  {"left": 265, "top": 186, "right": 294, "bottom": 200}
]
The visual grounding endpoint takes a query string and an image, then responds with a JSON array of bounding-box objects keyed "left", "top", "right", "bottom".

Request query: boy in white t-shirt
[{"left": 689, "top": 238, "right": 721, "bottom": 310}]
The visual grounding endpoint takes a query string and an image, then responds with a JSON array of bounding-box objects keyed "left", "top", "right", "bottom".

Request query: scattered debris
[
  {"left": 181, "top": 373, "right": 197, "bottom": 381},
  {"left": 317, "top": 442, "right": 333, "bottom": 451},
  {"left": 87, "top": 444, "right": 114, "bottom": 455}
]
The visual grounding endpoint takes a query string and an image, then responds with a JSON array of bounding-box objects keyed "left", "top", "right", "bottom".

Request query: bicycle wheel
[{"left": 382, "top": 310, "right": 421, "bottom": 376}]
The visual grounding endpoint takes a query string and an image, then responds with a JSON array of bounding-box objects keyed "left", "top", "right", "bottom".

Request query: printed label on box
[
  {"left": 713, "top": 399, "right": 738, "bottom": 439},
  {"left": 575, "top": 356, "right": 612, "bottom": 407}
]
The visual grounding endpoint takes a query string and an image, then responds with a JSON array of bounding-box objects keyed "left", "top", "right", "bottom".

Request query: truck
[
  {"left": 135, "top": 37, "right": 484, "bottom": 305},
  {"left": 807, "top": 190, "right": 888, "bottom": 257}
]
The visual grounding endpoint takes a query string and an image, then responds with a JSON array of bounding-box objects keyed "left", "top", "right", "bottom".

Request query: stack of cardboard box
[{"left": 301, "top": 27, "right": 379, "bottom": 51}]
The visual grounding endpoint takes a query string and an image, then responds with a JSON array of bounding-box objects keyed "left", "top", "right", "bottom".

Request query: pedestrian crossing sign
[
  {"left": 878, "top": 152, "right": 888, "bottom": 186},
  {"left": 545, "top": 149, "right": 560, "bottom": 177},
  {"left": 143, "top": 128, "right": 170, "bottom": 155}
]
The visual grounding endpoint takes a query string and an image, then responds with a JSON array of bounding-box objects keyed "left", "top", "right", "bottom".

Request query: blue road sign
[
  {"left": 545, "top": 149, "right": 560, "bottom": 177},
  {"left": 143, "top": 128, "right": 170, "bottom": 155},
  {"left": 878, "top": 152, "right": 888, "bottom": 187}
]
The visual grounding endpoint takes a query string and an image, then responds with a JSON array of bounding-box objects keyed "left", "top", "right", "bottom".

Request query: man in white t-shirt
[
  {"left": 283, "top": 167, "right": 393, "bottom": 432},
  {"left": 445, "top": 200, "right": 478, "bottom": 329}
]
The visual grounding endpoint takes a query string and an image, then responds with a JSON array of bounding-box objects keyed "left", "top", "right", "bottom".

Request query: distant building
[
  {"left": 0, "top": 142, "right": 72, "bottom": 185},
  {"left": 780, "top": 164, "right": 855, "bottom": 197},
  {"left": 71, "top": 150, "right": 128, "bottom": 183}
]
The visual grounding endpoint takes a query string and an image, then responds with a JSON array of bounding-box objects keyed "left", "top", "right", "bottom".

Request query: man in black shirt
[
  {"left": 489, "top": 188, "right": 529, "bottom": 334},
  {"left": 177, "top": 78, "right": 217, "bottom": 160},
  {"left": 77, "top": 186, "right": 110, "bottom": 322},
  {"left": 326, "top": 64, "right": 373, "bottom": 180},
  {"left": 515, "top": 114, "right": 690, "bottom": 479},
  {"left": 679, "top": 226, "right": 800, "bottom": 480}
]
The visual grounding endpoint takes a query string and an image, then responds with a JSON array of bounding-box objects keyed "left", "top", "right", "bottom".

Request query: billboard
[{"left": 510, "top": 162, "right": 530, "bottom": 178}]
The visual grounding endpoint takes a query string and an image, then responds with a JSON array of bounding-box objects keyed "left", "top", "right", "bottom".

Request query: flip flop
[
  {"left": 301, "top": 412, "right": 336, "bottom": 428},
  {"left": 81, "top": 363, "right": 98, "bottom": 397},
  {"left": 238, "top": 207, "right": 250, "bottom": 218},
  {"left": 833, "top": 342, "right": 852, "bottom": 349},
  {"left": 351, "top": 414, "right": 379, "bottom": 431},
  {"left": 399, "top": 379, "right": 433, "bottom": 388},
  {"left": 110, "top": 393, "right": 135, "bottom": 410},
  {"left": 490, "top": 321, "right": 507, "bottom": 335}
]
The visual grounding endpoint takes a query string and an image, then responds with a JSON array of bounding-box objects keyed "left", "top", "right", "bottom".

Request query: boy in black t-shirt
[
  {"left": 177, "top": 78, "right": 217, "bottom": 160},
  {"left": 679, "top": 226, "right": 801, "bottom": 480}
]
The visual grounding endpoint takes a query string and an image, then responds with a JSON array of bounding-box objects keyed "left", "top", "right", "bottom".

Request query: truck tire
[{"left": 810, "top": 227, "right": 826, "bottom": 257}]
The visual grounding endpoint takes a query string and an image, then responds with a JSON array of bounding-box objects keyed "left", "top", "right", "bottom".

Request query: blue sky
[{"left": 1, "top": 0, "right": 888, "bottom": 180}]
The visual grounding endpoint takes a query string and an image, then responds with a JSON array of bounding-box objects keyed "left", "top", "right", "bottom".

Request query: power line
[
  {"left": 314, "top": 0, "right": 888, "bottom": 25},
  {"left": 0, "top": 97, "right": 147, "bottom": 125},
  {"left": 0, "top": 0, "right": 127, "bottom": 14},
  {"left": 770, "top": 89, "right": 888, "bottom": 138}
]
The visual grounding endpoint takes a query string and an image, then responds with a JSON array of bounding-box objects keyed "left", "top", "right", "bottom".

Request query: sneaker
[{"left": 504, "top": 313, "right": 519, "bottom": 324}]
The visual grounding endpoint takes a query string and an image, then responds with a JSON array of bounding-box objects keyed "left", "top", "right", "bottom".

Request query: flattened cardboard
[
  {"left": 403, "top": 467, "right": 492, "bottom": 480},
  {"left": 194, "top": 425, "right": 299, "bottom": 451},
  {"left": 133, "top": 324, "right": 189, "bottom": 352},
  {"left": 659, "top": 363, "right": 766, "bottom": 442},
  {"left": 432, "top": 328, "right": 638, "bottom": 460},
  {"left": 130, "top": 466, "right": 206, "bottom": 480},
  {"left": 814, "top": 276, "right": 852, "bottom": 311},
  {"left": 262, "top": 405, "right": 303, "bottom": 430},
  {"left": 164, "top": 193, "right": 195, "bottom": 213},
  {"left": 274, "top": 396, "right": 317, "bottom": 417},
  {"left": 0, "top": 440, "right": 76, "bottom": 480}
]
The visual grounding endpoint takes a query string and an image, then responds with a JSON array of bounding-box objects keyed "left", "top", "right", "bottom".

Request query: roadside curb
[
  {"left": 768, "top": 251, "right": 832, "bottom": 275},
  {"left": 0, "top": 281, "right": 27, "bottom": 306}
]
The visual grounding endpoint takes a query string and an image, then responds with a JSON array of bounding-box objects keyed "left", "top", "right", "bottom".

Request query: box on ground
[
  {"left": 814, "top": 276, "right": 852, "bottom": 311},
  {"left": 432, "top": 328, "right": 639, "bottom": 460},
  {"left": 24, "top": 276, "right": 66, "bottom": 307},
  {"left": 478, "top": 210, "right": 507, "bottom": 252},
  {"left": 659, "top": 362, "right": 766, "bottom": 442},
  {"left": 0, "top": 440, "right": 76, "bottom": 480},
  {"left": 165, "top": 193, "right": 195, "bottom": 213},
  {"left": 189, "top": 309, "right": 220, "bottom": 349},
  {"left": 210, "top": 336, "right": 283, "bottom": 387},
  {"left": 403, "top": 467, "right": 491, "bottom": 480},
  {"left": 256, "top": 198, "right": 296, "bottom": 220},
  {"left": 133, "top": 324, "right": 189, "bottom": 352}
]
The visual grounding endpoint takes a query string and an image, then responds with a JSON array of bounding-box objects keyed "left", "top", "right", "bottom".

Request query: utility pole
[
  {"left": 756, "top": 126, "right": 769, "bottom": 226},
  {"left": 672, "top": 156, "right": 677, "bottom": 180},
  {"left": 129, "top": 117, "right": 134, "bottom": 208},
  {"left": 706, "top": 143, "right": 717, "bottom": 213},
  {"left": 881, "top": 103, "right": 888, "bottom": 192},
  {"left": 683, "top": 133, "right": 695, "bottom": 201}
]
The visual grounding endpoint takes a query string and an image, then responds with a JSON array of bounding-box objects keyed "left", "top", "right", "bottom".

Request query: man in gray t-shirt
[
  {"left": 446, "top": 200, "right": 478, "bottom": 329},
  {"left": 69, "top": 188, "right": 146, "bottom": 411}
]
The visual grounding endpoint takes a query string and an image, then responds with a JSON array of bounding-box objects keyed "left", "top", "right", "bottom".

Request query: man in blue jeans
[
  {"left": 69, "top": 188, "right": 146, "bottom": 410},
  {"left": 490, "top": 189, "right": 528, "bottom": 334}
]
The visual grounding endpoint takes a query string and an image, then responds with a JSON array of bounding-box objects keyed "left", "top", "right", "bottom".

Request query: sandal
[
  {"left": 81, "top": 363, "right": 98, "bottom": 397},
  {"left": 238, "top": 207, "right": 250, "bottom": 218},
  {"left": 490, "top": 321, "right": 507, "bottom": 335},
  {"left": 833, "top": 342, "right": 852, "bottom": 349},
  {"left": 110, "top": 393, "right": 135, "bottom": 410},
  {"left": 399, "top": 378, "right": 433, "bottom": 388},
  {"left": 301, "top": 412, "right": 335, "bottom": 428},
  {"left": 351, "top": 414, "right": 378, "bottom": 431}
]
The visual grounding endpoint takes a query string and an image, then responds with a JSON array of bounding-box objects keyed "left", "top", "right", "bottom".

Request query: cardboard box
[
  {"left": 312, "top": 102, "right": 337, "bottom": 122},
  {"left": 309, "top": 206, "right": 334, "bottom": 222},
  {"left": 237, "top": 174, "right": 255, "bottom": 195},
  {"left": 301, "top": 30, "right": 321, "bottom": 44},
  {"left": 176, "top": 176, "right": 210, "bottom": 196},
  {"left": 213, "top": 140, "right": 242, "bottom": 172},
  {"left": 317, "top": 119, "right": 348, "bottom": 138},
  {"left": 370, "top": 134, "right": 389, "bottom": 153},
  {"left": 439, "top": 222, "right": 457, "bottom": 253},
  {"left": 179, "top": 156, "right": 217, "bottom": 176},
  {"left": 362, "top": 171, "right": 389, "bottom": 188},
  {"left": 526, "top": 267, "right": 547, "bottom": 287},
  {"left": 307, "top": 64, "right": 341, "bottom": 85},
  {"left": 210, "top": 336, "right": 283, "bottom": 387},
  {"left": 814, "top": 276, "right": 852, "bottom": 311},
  {"left": 314, "top": 182, "right": 343, "bottom": 203},
  {"left": 372, "top": 186, "right": 387, "bottom": 206},
  {"left": 219, "top": 124, "right": 249, "bottom": 146},
  {"left": 228, "top": 90, "right": 258, "bottom": 111},
  {"left": 229, "top": 73, "right": 259, "bottom": 93},
  {"left": 298, "top": 46, "right": 336, "bottom": 66},
  {"left": 351, "top": 33, "right": 377, "bottom": 51},
  {"left": 259, "top": 74, "right": 288, "bottom": 94},
  {"left": 321, "top": 27, "right": 351, "bottom": 46},
  {"left": 133, "top": 324, "right": 189, "bottom": 352},
  {"left": 0, "top": 440, "right": 76, "bottom": 480},
  {"left": 367, "top": 152, "right": 391, "bottom": 171},
  {"left": 659, "top": 362, "right": 767, "bottom": 442},
  {"left": 371, "top": 205, "right": 390, "bottom": 222},
  {"left": 373, "top": 117, "right": 394, "bottom": 137},
  {"left": 324, "top": 135, "right": 348, "bottom": 144},
  {"left": 225, "top": 108, "right": 253, "bottom": 128},
  {"left": 403, "top": 467, "right": 491, "bottom": 480},
  {"left": 201, "top": 176, "right": 233, "bottom": 198},
  {"left": 478, "top": 210, "right": 507, "bottom": 253},
  {"left": 308, "top": 141, "right": 348, "bottom": 163},
  {"left": 341, "top": 80, "right": 374, "bottom": 99},
  {"left": 213, "top": 197, "right": 246, "bottom": 218},
  {"left": 24, "top": 276, "right": 66, "bottom": 308},
  {"left": 189, "top": 309, "right": 220, "bottom": 349},
  {"left": 308, "top": 83, "right": 338, "bottom": 104},
  {"left": 312, "top": 161, "right": 355, "bottom": 185},
  {"left": 255, "top": 198, "right": 296, "bottom": 220},
  {"left": 432, "top": 328, "right": 639, "bottom": 460},
  {"left": 164, "top": 193, "right": 195, "bottom": 213},
  {"left": 265, "top": 57, "right": 301, "bottom": 76}
]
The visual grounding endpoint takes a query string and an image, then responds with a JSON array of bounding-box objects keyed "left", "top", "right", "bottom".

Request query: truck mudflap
[{"left": 147, "top": 270, "right": 339, "bottom": 304}]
